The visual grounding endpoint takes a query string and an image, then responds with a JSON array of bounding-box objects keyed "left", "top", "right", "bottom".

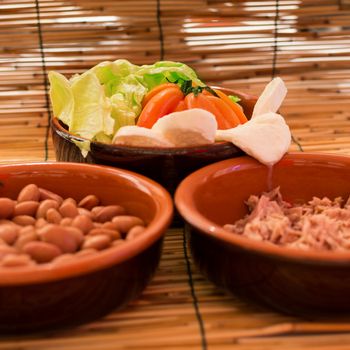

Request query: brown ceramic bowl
[
  {"left": 175, "top": 153, "right": 350, "bottom": 316},
  {"left": 0, "top": 162, "right": 172, "bottom": 333},
  {"left": 51, "top": 88, "right": 257, "bottom": 194}
]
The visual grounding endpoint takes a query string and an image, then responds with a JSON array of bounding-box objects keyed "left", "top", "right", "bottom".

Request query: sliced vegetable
[
  {"left": 113, "top": 125, "right": 174, "bottom": 147},
  {"left": 136, "top": 78, "right": 247, "bottom": 130},
  {"left": 142, "top": 83, "right": 178, "bottom": 108},
  {"left": 214, "top": 89, "right": 248, "bottom": 124},
  {"left": 152, "top": 108, "right": 217, "bottom": 147},
  {"left": 184, "top": 92, "right": 231, "bottom": 129},
  {"left": 137, "top": 87, "right": 184, "bottom": 128},
  {"left": 205, "top": 95, "right": 241, "bottom": 129},
  {"left": 174, "top": 100, "right": 186, "bottom": 112}
]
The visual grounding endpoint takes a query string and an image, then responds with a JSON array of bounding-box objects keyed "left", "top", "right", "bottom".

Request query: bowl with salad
[{"left": 49, "top": 59, "right": 258, "bottom": 194}]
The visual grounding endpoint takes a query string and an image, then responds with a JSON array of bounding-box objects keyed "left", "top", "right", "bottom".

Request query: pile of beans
[{"left": 0, "top": 184, "right": 147, "bottom": 267}]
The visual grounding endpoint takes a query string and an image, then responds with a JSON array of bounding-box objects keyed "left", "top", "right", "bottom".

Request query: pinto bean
[
  {"left": 17, "top": 184, "right": 40, "bottom": 202},
  {"left": 46, "top": 208, "right": 62, "bottom": 224},
  {"left": 76, "top": 248, "right": 98, "bottom": 257},
  {"left": 77, "top": 208, "right": 92, "bottom": 217},
  {"left": 82, "top": 235, "right": 111, "bottom": 250},
  {"left": 126, "top": 225, "right": 146, "bottom": 241},
  {"left": 0, "top": 254, "right": 34, "bottom": 267},
  {"left": 18, "top": 225, "right": 36, "bottom": 236},
  {"left": 13, "top": 201, "right": 39, "bottom": 217},
  {"left": 71, "top": 215, "right": 94, "bottom": 234},
  {"left": 23, "top": 241, "right": 62, "bottom": 263},
  {"left": 0, "top": 225, "right": 18, "bottom": 245},
  {"left": 0, "top": 245, "right": 18, "bottom": 260},
  {"left": 35, "top": 218, "right": 48, "bottom": 229},
  {"left": 39, "top": 224, "right": 78, "bottom": 253},
  {"left": 15, "top": 231, "right": 39, "bottom": 250},
  {"left": 88, "top": 228, "right": 121, "bottom": 241},
  {"left": 1, "top": 254, "right": 35, "bottom": 267},
  {"left": 68, "top": 197, "right": 77, "bottom": 204},
  {"left": 59, "top": 200, "right": 79, "bottom": 218},
  {"left": 95, "top": 205, "right": 126, "bottom": 223},
  {"left": 52, "top": 253, "right": 75, "bottom": 264},
  {"left": 36, "top": 199, "right": 59, "bottom": 219},
  {"left": 60, "top": 217, "right": 72, "bottom": 226},
  {"left": 0, "top": 198, "right": 15, "bottom": 219},
  {"left": 111, "top": 239, "right": 125, "bottom": 247},
  {"left": 102, "top": 221, "right": 119, "bottom": 230},
  {"left": 12, "top": 215, "right": 36, "bottom": 226},
  {"left": 0, "top": 219, "right": 18, "bottom": 227},
  {"left": 111, "top": 216, "right": 145, "bottom": 235},
  {"left": 63, "top": 226, "right": 84, "bottom": 246},
  {"left": 78, "top": 195, "right": 100, "bottom": 210},
  {"left": 38, "top": 187, "right": 63, "bottom": 205},
  {"left": 91, "top": 206, "right": 104, "bottom": 217}
]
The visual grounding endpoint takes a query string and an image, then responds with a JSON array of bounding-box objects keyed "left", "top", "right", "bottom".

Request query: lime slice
[{"left": 48, "top": 71, "right": 74, "bottom": 126}]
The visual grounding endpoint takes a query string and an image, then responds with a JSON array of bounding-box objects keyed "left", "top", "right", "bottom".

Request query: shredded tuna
[{"left": 223, "top": 187, "right": 350, "bottom": 251}]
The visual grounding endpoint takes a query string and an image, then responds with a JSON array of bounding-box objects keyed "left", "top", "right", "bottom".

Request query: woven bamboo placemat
[
  {"left": 1, "top": 227, "right": 350, "bottom": 349},
  {"left": 2, "top": 116, "right": 350, "bottom": 350},
  {"left": 1, "top": 0, "right": 350, "bottom": 348}
]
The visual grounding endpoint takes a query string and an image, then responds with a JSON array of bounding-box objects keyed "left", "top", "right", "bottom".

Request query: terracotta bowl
[
  {"left": 51, "top": 88, "right": 257, "bottom": 194},
  {"left": 175, "top": 153, "right": 350, "bottom": 316},
  {"left": 0, "top": 162, "right": 173, "bottom": 332}
]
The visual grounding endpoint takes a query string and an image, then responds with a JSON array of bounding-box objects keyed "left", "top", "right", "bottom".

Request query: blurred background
[{"left": 0, "top": 0, "right": 350, "bottom": 162}]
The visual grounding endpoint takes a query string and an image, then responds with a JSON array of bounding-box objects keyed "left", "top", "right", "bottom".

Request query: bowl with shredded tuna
[{"left": 175, "top": 152, "right": 350, "bottom": 316}]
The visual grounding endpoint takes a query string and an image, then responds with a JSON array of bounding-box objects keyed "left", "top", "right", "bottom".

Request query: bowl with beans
[
  {"left": 0, "top": 162, "right": 173, "bottom": 332},
  {"left": 175, "top": 153, "right": 350, "bottom": 316}
]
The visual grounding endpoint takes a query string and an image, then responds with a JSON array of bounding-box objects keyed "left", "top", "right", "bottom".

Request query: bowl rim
[
  {"left": 0, "top": 162, "right": 173, "bottom": 285},
  {"left": 51, "top": 116, "right": 240, "bottom": 155},
  {"left": 175, "top": 152, "right": 350, "bottom": 265},
  {"left": 50, "top": 86, "right": 257, "bottom": 155}
]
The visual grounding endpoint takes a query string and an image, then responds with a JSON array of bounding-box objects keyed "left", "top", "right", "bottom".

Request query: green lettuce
[
  {"left": 137, "top": 61, "right": 203, "bottom": 90},
  {"left": 48, "top": 71, "right": 74, "bottom": 127},
  {"left": 70, "top": 71, "right": 113, "bottom": 140},
  {"left": 228, "top": 95, "right": 241, "bottom": 103}
]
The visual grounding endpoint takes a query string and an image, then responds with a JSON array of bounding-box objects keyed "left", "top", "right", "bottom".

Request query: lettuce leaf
[
  {"left": 137, "top": 61, "right": 203, "bottom": 90},
  {"left": 48, "top": 71, "right": 74, "bottom": 126},
  {"left": 70, "top": 72, "right": 113, "bottom": 140},
  {"left": 90, "top": 59, "right": 139, "bottom": 97},
  {"left": 228, "top": 95, "right": 241, "bottom": 103}
]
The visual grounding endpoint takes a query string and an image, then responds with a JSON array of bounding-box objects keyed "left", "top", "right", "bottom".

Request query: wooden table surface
[
  {"left": 1, "top": 124, "right": 350, "bottom": 349},
  {"left": 0, "top": 59, "right": 350, "bottom": 348},
  {"left": 1, "top": 0, "right": 350, "bottom": 347}
]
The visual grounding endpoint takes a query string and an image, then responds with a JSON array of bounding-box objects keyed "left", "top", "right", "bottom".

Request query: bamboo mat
[
  {"left": 1, "top": 229, "right": 350, "bottom": 350},
  {"left": 1, "top": 0, "right": 350, "bottom": 348}
]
